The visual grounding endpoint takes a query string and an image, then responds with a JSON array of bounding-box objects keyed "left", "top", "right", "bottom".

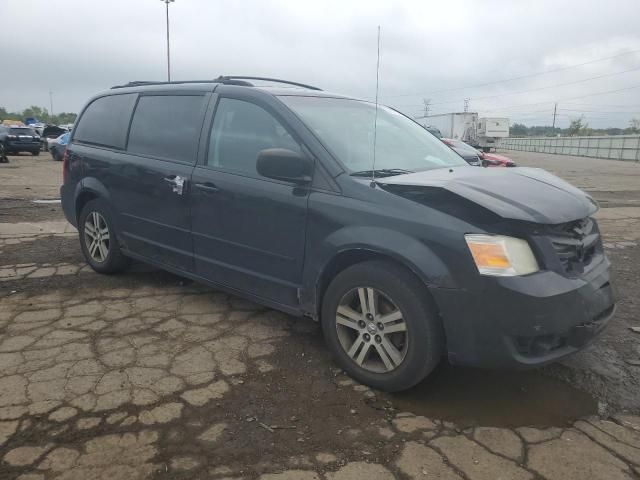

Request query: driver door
[{"left": 190, "top": 96, "right": 311, "bottom": 307}]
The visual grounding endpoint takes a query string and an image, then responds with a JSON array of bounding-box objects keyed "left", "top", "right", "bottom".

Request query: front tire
[
  {"left": 321, "top": 260, "right": 444, "bottom": 392},
  {"left": 78, "top": 199, "right": 129, "bottom": 274},
  {"left": 32, "top": 150, "right": 40, "bottom": 156}
]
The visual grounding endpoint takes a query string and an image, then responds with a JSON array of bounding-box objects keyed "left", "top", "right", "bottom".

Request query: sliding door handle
[{"left": 194, "top": 182, "right": 219, "bottom": 193}]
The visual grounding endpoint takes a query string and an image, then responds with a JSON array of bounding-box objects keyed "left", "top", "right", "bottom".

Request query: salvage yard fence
[{"left": 498, "top": 135, "right": 640, "bottom": 161}]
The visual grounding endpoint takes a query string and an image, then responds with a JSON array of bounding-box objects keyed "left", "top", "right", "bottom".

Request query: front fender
[{"left": 301, "top": 225, "right": 456, "bottom": 315}]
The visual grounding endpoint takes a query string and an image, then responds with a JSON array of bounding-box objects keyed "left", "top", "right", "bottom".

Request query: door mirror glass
[{"left": 256, "top": 148, "right": 312, "bottom": 184}]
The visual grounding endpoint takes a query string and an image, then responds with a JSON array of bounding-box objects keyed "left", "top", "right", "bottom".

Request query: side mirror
[{"left": 256, "top": 148, "right": 313, "bottom": 184}]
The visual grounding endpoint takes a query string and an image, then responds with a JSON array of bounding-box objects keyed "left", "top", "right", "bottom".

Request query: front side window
[
  {"left": 207, "top": 98, "right": 301, "bottom": 175},
  {"left": 280, "top": 96, "right": 467, "bottom": 174},
  {"left": 127, "top": 95, "right": 206, "bottom": 164},
  {"left": 74, "top": 94, "right": 137, "bottom": 149}
]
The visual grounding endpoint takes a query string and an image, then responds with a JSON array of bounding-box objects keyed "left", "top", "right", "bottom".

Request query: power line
[
  {"left": 558, "top": 108, "right": 640, "bottom": 114},
  {"left": 392, "top": 65, "right": 640, "bottom": 108},
  {"left": 561, "top": 102, "right": 640, "bottom": 108},
  {"left": 383, "top": 48, "right": 640, "bottom": 99},
  {"left": 464, "top": 84, "right": 640, "bottom": 114}
]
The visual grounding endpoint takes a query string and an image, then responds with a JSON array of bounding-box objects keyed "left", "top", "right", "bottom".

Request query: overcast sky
[{"left": 1, "top": 0, "right": 639, "bottom": 128}]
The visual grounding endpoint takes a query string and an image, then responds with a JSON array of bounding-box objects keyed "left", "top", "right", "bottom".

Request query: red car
[
  {"left": 479, "top": 151, "right": 517, "bottom": 167},
  {"left": 442, "top": 138, "right": 516, "bottom": 167}
]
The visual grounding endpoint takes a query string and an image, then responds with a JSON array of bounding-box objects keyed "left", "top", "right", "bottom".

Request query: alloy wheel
[
  {"left": 84, "top": 211, "right": 110, "bottom": 263},
  {"left": 335, "top": 287, "right": 409, "bottom": 373}
]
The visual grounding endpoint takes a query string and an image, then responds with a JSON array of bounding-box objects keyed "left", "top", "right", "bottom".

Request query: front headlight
[{"left": 464, "top": 234, "right": 539, "bottom": 276}]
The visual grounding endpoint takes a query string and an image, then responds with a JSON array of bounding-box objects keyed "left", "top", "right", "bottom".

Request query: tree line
[
  {"left": 0, "top": 105, "right": 77, "bottom": 126},
  {"left": 510, "top": 117, "right": 640, "bottom": 137}
]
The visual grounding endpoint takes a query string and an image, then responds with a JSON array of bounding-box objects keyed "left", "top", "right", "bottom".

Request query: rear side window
[
  {"left": 207, "top": 98, "right": 301, "bottom": 175},
  {"left": 74, "top": 94, "right": 137, "bottom": 149},
  {"left": 127, "top": 95, "right": 206, "bottom": 164}
]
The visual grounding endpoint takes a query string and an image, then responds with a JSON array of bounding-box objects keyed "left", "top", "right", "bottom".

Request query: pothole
[{"left": 390, "top": 363, "right": 596, "bottom": 428}]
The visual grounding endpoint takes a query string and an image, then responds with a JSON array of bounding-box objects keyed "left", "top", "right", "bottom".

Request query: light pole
[
  {"left": 49, "top": 90, "right": 54, "bottom": 117},
  {"left": 161, "top": 0, "right": 175, "bottom": 81}
]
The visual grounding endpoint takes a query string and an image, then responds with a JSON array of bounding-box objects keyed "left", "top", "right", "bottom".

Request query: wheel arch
[
  {"left": 74, "top": 178, "right": 112, "bottom": 224},
  {"left": 304, "top": 226, "right": 455, "bottom": 321}
]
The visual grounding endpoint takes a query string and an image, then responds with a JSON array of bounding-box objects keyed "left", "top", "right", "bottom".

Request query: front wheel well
[{"left": 315, "top": 249, "right": 438, "bottom": 320}]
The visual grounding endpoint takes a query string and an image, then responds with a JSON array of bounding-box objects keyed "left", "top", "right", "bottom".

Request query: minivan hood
[{"left": 378, "top": 166, "right": 598, "bottom": 224}]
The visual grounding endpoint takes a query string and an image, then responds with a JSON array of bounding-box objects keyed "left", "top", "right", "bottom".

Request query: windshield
[
  {"left": 448, "top": 139, "right": 479, "bottom": 155},
  {"left": 280, "top": 96, "right": 467, "bottom": 173}
]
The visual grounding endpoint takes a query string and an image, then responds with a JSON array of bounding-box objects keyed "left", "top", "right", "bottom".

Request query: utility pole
[
  {"left": 161, "top": 0, "right": 175, "bottom": 81},
  {"left": 423, "top": 98, "right": 431, "bottom": 117},
  {"left": 552, "top": 102, "right": 558, "bottom": 129},
  {"left": 463, "top": 98, "right": 470, "bottom": 113},
  {"left": 49, "top": 90, "right": 54, "bottom": 117}
]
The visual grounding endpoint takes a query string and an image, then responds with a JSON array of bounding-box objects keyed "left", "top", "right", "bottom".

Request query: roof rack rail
[
  {"left": 214, "top": 76, "right": 322, "bottom": 91},
  {"left": 111, "top": 76, "right": 322, "bottom": 91},
  {"left": 110, "top": 79, "right": 251, "bottom": 89}
]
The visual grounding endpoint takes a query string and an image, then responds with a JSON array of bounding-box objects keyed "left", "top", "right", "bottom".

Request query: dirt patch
[
  {"left": 152, "top": 328, "right": 399, "bottom": 476},
  {"left": 0, "top": 198, "right": 64, "bottom": 223},
  {"left": 592, "top": 190, "right": 640, "bottom": 208},
  {"left": 0, "top": 234, "right": 80, "bottom": 266}
]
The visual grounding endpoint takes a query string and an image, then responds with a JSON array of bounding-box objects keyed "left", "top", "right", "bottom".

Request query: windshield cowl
[{"left": 350, "top": 168, "right": 414, "bottom": 178}]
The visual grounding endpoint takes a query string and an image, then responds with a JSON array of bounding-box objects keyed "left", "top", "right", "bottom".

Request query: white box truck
[
  {"left": 477, "top": 117, "right": 509, "bottom": 151},
  {"left": 422, "top": 113, "right": 479, "bottom": 145}
]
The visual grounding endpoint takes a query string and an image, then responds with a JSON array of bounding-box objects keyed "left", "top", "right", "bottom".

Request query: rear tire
[
  {"left": 78, "top": 199, "right": 129, "bottom": 274},
  {"left": 32, "top": 150, "right": 40, "bottom": 156},
  {"left": 321, "top": 260, "right": 444, "bottom": 392}
]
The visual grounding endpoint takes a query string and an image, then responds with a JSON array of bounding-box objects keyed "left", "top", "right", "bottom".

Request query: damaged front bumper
[{"left": 430, "top": 255, "right": 615, "bottom": 369}]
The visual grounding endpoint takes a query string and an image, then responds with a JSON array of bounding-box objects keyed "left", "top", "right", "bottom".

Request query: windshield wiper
[{"left": 350, "top": 168, "right": 414, "bottom": 178}]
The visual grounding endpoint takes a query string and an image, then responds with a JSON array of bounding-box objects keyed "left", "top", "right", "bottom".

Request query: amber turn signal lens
[
  {"left": 464, "top": 234, "right": 539, "bottom": 276},
  {"left": 466, "top": 242, "right": 510, "bottom": 269}
]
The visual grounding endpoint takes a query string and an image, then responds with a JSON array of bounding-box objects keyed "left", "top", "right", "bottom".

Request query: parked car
[
  {"left": 479, "top": 150, "right": 516, "bottom": 167},
  {"left": 425, "top": 125, "right": 442, "bottom": 138},
  {"left": 441, "top": 138, "right": 481, "bottom": 166},
  {"left": 0, "top": 125, "right": 41, "bottom": 155},
  {"left": 49, "top": 132, "right": 70, "bottom": 161},
  {"left": 61, "top": 76, "right": 614, "bottom": 392},
  {"left": 41, "top": 125, "right": 69, "bottom": 151}
]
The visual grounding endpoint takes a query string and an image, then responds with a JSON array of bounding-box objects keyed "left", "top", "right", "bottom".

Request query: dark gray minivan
[{"left": 61, "top": 76, "right": 615, "bottom": 391}]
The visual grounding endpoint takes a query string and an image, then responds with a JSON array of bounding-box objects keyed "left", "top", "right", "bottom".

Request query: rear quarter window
[
  {"left": 74, "top": 93, "right": 137, "bottom": 149},
  {"left": 127, "top": 94, "right": 207, "bottom": 164}
]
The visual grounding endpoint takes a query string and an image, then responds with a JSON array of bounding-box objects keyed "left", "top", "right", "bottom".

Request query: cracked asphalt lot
[{"left": 1, "top": 152, "right": 639, "bottom": 480}]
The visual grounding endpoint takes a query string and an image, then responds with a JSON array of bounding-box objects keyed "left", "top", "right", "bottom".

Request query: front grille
[{"left": 547, "top": 217, "right": 600, "bottom": 276}]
